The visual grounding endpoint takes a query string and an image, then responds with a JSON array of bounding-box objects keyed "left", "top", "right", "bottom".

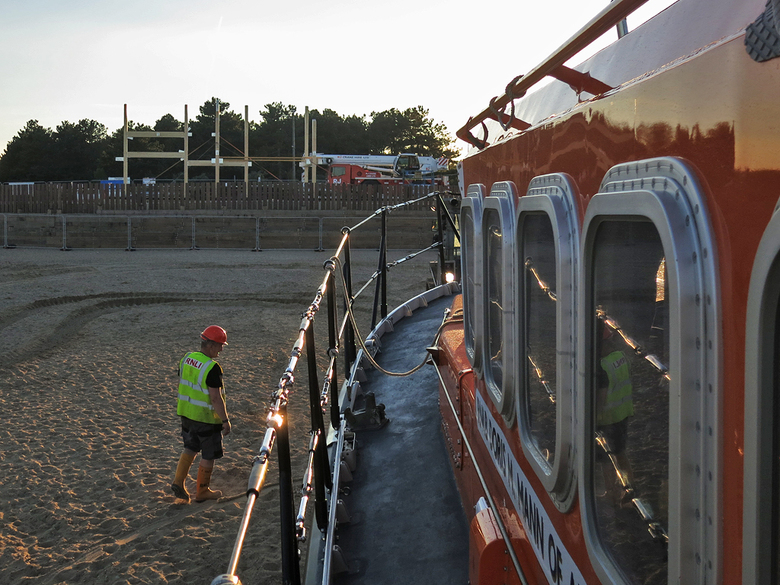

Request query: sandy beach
[{"left": 0, "top": 246, "right": 433, "bottom": 584}]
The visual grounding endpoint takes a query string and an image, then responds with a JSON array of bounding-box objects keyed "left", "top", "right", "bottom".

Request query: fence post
[
  {"left": 126, "top": 217, "right": 134, "bottom": 251},
  {"left": 253, "top": 216, "right": 262, "bottom": 251},
  {"left": 60, "top": 215, "right": 70, "bottom": 251},
  {"left": 191, "top": 217, "right": 197, "bottom": 250}
]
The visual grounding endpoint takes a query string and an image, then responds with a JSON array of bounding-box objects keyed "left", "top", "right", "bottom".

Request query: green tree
[
  {"left": 253, "top": 102, "right": 301, "bottom": 180},
  {"left": 149, "top": 114, "right": 186, "bottom": 180},
  {"left": 52, "top": 119, "right": 108, "bottom": 180},
  {"left": 308, "top": 109, "right": 370, "bottom": 154},
  {"left": 368, "top": 106, "right": 457, "bottom": 161},
  {"left": 0, "top": 120, "right": 55, "bottom": 182},
  {"left": 185, "top": 98, "right": 247, "bottom": 180},
  {"left": 99, "top": 121, "right": 165, "bottom": 181},
  {"left": 0, "top": 101, "right": 459, "bottom": 182},
  {"left": 154, "top": 113, "right": 183, "bottom": 133}
]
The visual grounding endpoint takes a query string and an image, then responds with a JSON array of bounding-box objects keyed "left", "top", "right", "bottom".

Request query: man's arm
[{"left": 208, "top": 386, "right": 231, "bottom": 434}]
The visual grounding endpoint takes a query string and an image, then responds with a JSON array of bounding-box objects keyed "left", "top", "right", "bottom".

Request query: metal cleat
[{"left": 344, "top": 392, "right": 389, "bottom": 430}]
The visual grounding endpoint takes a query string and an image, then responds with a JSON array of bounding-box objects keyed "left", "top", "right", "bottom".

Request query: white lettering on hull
[{"left": 475, "top": 391, "right": 585, "bottom": 585}]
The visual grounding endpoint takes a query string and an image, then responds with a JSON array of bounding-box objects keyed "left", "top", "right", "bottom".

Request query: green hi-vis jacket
[
  {"left": 177, "top": 351, "right": 223, "bottom": 424},
  {"left": 598, "top": 350, "right": 634, "bottom": 426}
]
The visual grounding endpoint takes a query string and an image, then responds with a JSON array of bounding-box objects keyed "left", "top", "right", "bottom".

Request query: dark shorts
[
  {"left": 181, "top": 417, "right": 224, "bottom": 460},
  {"left": 597, "top": 417, "right": 629, "bottom": 457}
]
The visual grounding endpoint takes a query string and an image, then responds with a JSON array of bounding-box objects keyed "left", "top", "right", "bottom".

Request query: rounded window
[
  {"left": 516, "top": 173, "right": 580, "bottom": 511},
  {"left": 461, "top": 184, "right": 485, "bottom": 377},
  {"left": 580, "top": 158, "right": 720, "bottom": 585},
  {"left": 482, "top": 181, "right": 517, "bottom": 420},
  {"left": 743, "top": 200, "right": 780, "bottom": 585}
]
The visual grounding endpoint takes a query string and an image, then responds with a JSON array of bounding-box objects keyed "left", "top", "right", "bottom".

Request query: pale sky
[{"left": 0, "top": 0, "right": 675, "bottom": 160}]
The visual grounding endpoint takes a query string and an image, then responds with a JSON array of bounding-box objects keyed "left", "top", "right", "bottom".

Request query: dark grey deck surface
[{"left": 335, "top": 294, "right": 469, "bottom": 585}]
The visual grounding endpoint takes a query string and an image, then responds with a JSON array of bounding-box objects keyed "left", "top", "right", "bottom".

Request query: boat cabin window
[
  {"left": 516, "top": 174, "right": 579, "bottom": 511},
  {"left": 775, "top": 308, "right": 780, "bottom": 583},
  {"left": 523, "top": 213, "right": 558, "bottom": 460},
  {"left": 461, "top": 185, "right": 485, "bottom": 376},
  {"left": 485, "top": 206, "right": 503, "bottom": 390},
  {"left": 743, "top": 204, "right": 780, "bottom": 585},
  {"left": 590, "top": 220, "right": 669, "bottom": 585},
  {"left": 581, "top": 159, "right": 719, "bottom": 585},
  {"left": 482, "top": 182, "right": 517, "bottom": 420}
]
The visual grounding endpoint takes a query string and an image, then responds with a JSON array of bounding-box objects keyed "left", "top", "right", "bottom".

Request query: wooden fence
[{"left": 0, "top": 182, "right": 451, "bottom": 214}]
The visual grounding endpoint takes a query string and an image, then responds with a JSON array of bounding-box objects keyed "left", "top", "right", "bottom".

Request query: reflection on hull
[{"left": 436, "top": 1, "right": 780, "bottom": 584}]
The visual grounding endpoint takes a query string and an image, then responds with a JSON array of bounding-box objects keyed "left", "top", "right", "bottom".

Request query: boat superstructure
[{"left": 444, "top": 0, "right": 780, "bottom": 583}]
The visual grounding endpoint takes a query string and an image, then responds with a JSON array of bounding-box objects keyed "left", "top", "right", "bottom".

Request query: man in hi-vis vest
[
  {"left": 171, "top": 325, "right": 232, "bottom": 502},
  {"left": 596, "top": 318, "right": 635, "bottom": 504}
]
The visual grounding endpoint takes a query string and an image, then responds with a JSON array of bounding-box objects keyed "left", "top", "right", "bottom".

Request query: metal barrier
[
  {"left": 210, "top": 191, "right": 459, "bottom": 585},
  {"left": 0, "top": 213, "right": 435, "bottom": 251}
]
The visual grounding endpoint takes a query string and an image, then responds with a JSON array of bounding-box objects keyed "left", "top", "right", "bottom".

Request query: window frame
[
  {"left": 515, "top": 173, "right": 580, "bottom": 512},
  {"left": 743, "top": 200, "right": 780, "bottom": 585},
  {"left": 481, "top": 181, "right": 518, "bottom": 422},
  {"left": 461, "top": 184, "right": 486, "bottom": 378},
  {"left": 578, "top": 158, "right": 721, "bottom": 585}
]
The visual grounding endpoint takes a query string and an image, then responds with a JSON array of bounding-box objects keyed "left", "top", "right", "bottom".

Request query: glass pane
[
  {"left": 523, "top": 213, "right": 557, "bottom": 464},
  {"left": 462, "top": 207, "right": 476, "bottom": 358},
  {"left": 774, "top": 295, "right": 780, "bottom": 582},
  {"left": 485, "top": 208, "right": 504, "bottom": 392},
  {"left": 592, "top": 221, "right": 669, "bottom": 585}
]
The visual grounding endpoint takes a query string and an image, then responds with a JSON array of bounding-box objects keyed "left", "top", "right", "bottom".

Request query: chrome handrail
[
  {"left": 211, "top": 190, "right": 459, "bottom": 585},
  {"left": 457, "top": 0, "right": 650, "bottom": 148}
]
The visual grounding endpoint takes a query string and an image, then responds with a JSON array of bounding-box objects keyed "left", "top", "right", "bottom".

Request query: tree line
[{"left": 0, "top": 98, "right": 459, "bottom": 183}]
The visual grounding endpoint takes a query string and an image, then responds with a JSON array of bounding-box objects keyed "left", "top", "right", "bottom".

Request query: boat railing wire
[{"left": 210, "top": 190, "right": 460, "bottom": 585}]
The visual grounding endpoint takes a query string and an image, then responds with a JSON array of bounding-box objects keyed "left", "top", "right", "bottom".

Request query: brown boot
[
  {"left": 171, "top": 452, "right": 195, "bottom": 502},
  {"left": 195, "top": 465, "right": 223, "bottom": 502}
]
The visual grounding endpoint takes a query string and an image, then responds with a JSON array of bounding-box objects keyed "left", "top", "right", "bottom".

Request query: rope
[{"left": 331, "top": 255, "right": 459, "bottom": 378}]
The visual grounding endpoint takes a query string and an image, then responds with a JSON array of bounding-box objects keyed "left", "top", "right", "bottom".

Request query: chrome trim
[
  {"left": 578, "top": 157, "right": 721, "bottom": 584},
  {"left": 515, "top": 173, "right": 581, "bottom": 513},
  {"left": 743, "top": 197, "right": 780, "bottom": 585},
  {"left": 482, "top": 181, "right": 518, "bottom": 422},
  {"left": 462, "top": 184, "right": 486, "bottom": 378}
]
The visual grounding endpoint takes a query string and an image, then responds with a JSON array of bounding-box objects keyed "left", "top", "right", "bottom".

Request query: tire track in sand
[{"left": 0, "top": 292, "right": 301, "bottom": 368}]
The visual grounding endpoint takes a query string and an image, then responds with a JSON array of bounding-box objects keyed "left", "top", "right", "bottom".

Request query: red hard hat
[{"left": 201, "top": 325, "right": 228, "bottom": 345}]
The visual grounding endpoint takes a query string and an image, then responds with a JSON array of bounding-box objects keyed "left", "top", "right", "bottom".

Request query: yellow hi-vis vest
[
  {"left": 598, "top": 350, "right": 634, "bottom": 426},
  {"left": 177, "top": 351, "right": 222, "bottom": 424}
]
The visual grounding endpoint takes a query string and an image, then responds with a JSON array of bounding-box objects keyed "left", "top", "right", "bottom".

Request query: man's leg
[
  {"left": 171, "top": 448, "right": 196, "bottom": 501},
  {"left": 195, "top": 458, "right": 223, "bottom": 502}
]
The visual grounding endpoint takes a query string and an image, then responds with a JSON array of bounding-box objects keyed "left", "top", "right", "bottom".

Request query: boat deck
[{"left": 334, "top": 293, "right": 469, "bottom": 584}]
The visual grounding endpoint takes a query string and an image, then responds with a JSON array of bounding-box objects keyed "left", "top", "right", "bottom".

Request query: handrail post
[
  {"left": 277, "top": 401, "right": 301, "bottom": 585},
  {"left": 370, "top": 209, "right": 388, "bottom": 330},
  {"left": 381, "top": 208, "right": 388, "bottom": 320},
  {"left": 436, "top": 196, "right": 446, "bottom": 284},
  {"left": 305, "top": 324, "right": 331, "bottom": 532},
  {"left": 326, "top": 271, "right": 341, "bottom": 430},
  {"left": 343, "top": 233, "right": 356, "bottom": 375}
]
